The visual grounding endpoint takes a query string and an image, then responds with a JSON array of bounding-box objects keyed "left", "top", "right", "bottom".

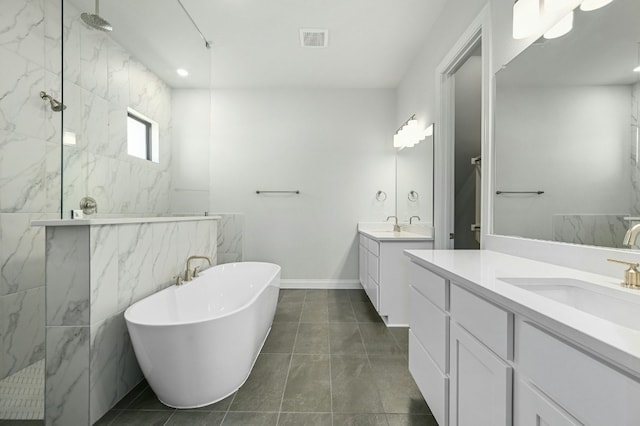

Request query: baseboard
[{"left": 280, "top": 279, "right": 362, "bottom": 289}]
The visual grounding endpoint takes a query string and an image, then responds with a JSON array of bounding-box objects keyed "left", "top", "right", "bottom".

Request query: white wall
[
  {"left": 209, "top": 89, "right": 396, "bottom": 282},
  {"left": 494, "top": 85, "right": 632, "bottom": 241}
]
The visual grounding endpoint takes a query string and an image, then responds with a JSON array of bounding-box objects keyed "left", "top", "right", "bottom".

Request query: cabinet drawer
[
  {"left": 409, "top": 330, "right": 448, "bottom": 426},
  {"left": 367, "top": 238, "right": 379, "bottom": 256},
  {"left": 409, "top": 285, "right": 448, "bottom": 373},
  {"left": 450, "top": 284, "right": 512, "bottom": 360},
  {"left": 367, "top": 251, "right": 379, "bottom": 283},
  {"left": 517, "top": 320, "right": 640, "bottom": 426},
  {"left": 408, "top": 261, "right": 448, "bottom": 310}
]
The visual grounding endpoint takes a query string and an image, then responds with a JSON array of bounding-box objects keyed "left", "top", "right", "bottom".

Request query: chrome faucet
[
  {"left": 624, "top": 224, "right": 640, "bottom": 248},
  {"left": 409, "top": 215, "right": 421, "bottom": 224},
  {"left": 184, "top": 255, "right": 212, "bottom": 281},
  {"left": 386, "top": 215, "right": 401, "bottom": 232}
]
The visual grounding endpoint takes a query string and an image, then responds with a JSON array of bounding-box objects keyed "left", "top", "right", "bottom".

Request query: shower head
[
  {"left": 81, "top": 0, "right": 112, "bottom": 32},
  {"left": 40, "top": 91, "right": 66, "bottom": 112}
]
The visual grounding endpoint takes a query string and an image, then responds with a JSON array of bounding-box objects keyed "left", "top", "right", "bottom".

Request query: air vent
[{"left": 300, "top": 29, "right": 328, "bottom": 48}]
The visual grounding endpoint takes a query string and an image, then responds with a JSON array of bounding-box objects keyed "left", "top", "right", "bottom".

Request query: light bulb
[
  {"left": 513, "top": 0, "right": 542, "bottom": 39},
  {"left": 544, "top": 11, "right": 573, "bottom": 39},
  {"left": 580, "top": 0, "right": 614, "bottom": 11}
]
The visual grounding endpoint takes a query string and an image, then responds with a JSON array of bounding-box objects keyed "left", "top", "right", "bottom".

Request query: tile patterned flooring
[
  {"left": 0, "top": 360, "right": 44, "bottom": 420},
  {"left": 2, "top": 289, "right": 437, "bottom": 426}
]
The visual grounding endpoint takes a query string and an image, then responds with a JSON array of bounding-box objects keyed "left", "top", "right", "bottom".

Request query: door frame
[{"left": 434, "top": 6, "right": 492, "bottom": 249}]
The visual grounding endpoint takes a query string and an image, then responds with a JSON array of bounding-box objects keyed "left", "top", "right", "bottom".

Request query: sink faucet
[
  {"left": 409, "top": 215, "right": 421, "bottom": 224},
  {"left": 623, "top": 224, "right": 640, "bottom": 248},
  {"left": 607, "top": 258, "right": 640, "bottom": 289},
  {"left": 184, "top": 255, "right": 212, "bottom": 281},
  {"left": 386, "top": 215, "right": 401, "bottom": 232}
]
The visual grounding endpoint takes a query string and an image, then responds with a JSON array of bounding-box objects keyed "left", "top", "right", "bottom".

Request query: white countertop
[
  {"left": 405, "top": 249, "right": 640, "bottom": 377},
  {"left": 358, "top": 222, "right": 434, "bottom": 242},
  {"left": 32, "top": 215, "right": 221, "bottom": 226},
  {"left": 359, "top": 229, "right": 434, "bottom": 241}
]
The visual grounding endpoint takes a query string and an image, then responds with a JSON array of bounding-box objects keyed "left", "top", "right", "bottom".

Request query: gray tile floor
[{"left": 95, "top": 289, "right": 437, "bottom": 425}]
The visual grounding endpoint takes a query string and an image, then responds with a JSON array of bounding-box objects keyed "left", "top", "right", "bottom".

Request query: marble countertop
[
  {"left": 32, "top": 215, "right": 221, "bottom": 226},
  {"left": 405, "top": 249, "right": 640, "bottom": 377}
]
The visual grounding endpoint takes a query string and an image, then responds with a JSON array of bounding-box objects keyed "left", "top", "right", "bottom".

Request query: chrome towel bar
[
  {"left": 256, "top": 190, "right": 300, "bottom": 194},
  {"left": 496, "top": 191, "right": 544, "bottom": 195}
]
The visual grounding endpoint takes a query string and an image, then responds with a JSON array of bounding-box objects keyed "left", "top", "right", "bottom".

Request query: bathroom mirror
[
  {"left": 493, "top": 0, "right": 640, "bottom": 248},
  {"left": 61, "top": 0, "right": 211, "bottom": 217},
  {"left": 396, "top": 126, "right": 434, "bottom": 225}
]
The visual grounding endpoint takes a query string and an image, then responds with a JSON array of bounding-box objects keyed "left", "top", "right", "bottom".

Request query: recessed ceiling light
[
  {"left": 634, "top": 65, "right": 640, "bottom": 73},
  {"left": 177, "top": 68, "right": 189, "bottom": 77}
]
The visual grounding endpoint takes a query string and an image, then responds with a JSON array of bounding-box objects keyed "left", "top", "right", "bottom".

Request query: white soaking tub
[{"left": 124, "top": 262, "right": 281, "bottom": 408}]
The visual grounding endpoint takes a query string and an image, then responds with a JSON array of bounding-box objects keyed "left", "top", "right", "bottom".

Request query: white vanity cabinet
[
  {"left": 449, "top": 284, "right": 513, "bottom": 426},
  {"left": 515, "top": 320, "right": 640, "bottom": 426},
  {"left": 408, "top": 261, "right": 514, "bottom": 426},
  {"left": 406, "top": 251, "right": 640, "bottom": 426},
  {"left": 358, "top": 232, "right": 432, "bottom": 325}
]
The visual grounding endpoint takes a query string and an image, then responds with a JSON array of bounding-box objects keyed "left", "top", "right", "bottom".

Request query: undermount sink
[{"left": 498, "top": 277, "right": 640, "bottom": 331}]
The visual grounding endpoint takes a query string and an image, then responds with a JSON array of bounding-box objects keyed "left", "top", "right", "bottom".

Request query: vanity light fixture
[
  {"left": 544, "top": 11, "right": 573, "bottom": 39},
  {"left": 394, "top": 117, "right": 433, "bottom": 149},
  {"left": 513, "top": 0, "right": 614, "bottom": 40},
  {"left": 579, "top": 0, "right": 613, "bottom": 11},
  {"left": 176, "top": 68, "right": 189, "bottom": 77},
  {"left": 513, "top": 0, "right": 542, "bottom": 39}
]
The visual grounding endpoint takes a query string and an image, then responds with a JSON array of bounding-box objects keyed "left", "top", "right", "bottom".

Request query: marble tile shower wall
[
  {"left": 1, "top": 0, "right": 174, "bottom": 382},
  {"left": 44, "top": 219, "right": 218, "bottom": 425},
  {"left": 0, "top": 0, "right": 61, "bottom": 381},
  {"left": 61, "top": 0, "right": 172, "bottom": 216}
]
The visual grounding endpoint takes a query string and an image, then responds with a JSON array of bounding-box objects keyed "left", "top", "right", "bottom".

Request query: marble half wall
[
  {"left": 43, "top": 218, "right": 218, "bottom": 425},
  {"left": 552, "top": 214, "right": 628, "bottom": 249},
  {"left": 216, "top": 213, "right": 244, "bottom": 264}
]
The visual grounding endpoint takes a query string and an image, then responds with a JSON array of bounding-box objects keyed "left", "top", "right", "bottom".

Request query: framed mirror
[
  {"left": 494, "top": 0, "right": 640, "bottom": 248},
  {"left": 396, "top": 125, "right": 434, "bottom": 226}
]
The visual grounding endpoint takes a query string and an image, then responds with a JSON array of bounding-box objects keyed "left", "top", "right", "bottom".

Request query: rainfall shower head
[
  {"left": 40, "top": 91, "right": 66, "bottom": 112},
  {"left": 81, "top": 0, "right": 112, "bottom": 32}
]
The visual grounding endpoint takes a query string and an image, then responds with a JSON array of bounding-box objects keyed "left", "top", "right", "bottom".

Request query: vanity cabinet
[
  {"left": 358, "top": 233, "right": 432, "bottom": 325},
  {"left": 407, "top": 255, "right": 640, "bottom": 426}
]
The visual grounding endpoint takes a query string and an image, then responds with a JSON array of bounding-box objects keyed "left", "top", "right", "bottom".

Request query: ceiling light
[
  {"left": 634, "top": 65, "right": 640, "bottom": 73},
  {"left": 579, "top": 0, "right": 614, "bottom": 11},
  {"left": 543, "top": 11, "right": 573, "bottom": 39},
  {"left": 513, "top": 0, "right": 542, "bottom": 39},
  {"left": 176, "top": 68, "right": 189, "bottom": 77}
]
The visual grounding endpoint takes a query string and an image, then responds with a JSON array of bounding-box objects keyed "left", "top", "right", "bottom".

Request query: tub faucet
[
  {"left": 623, "top": 224, "right": 640, "bottom": 248},
  {"left": 386, "top": 216, "right": 401, "bottom": 232},
  {"left": 409, "top": 216, "right": 421, "bottom": 224},
  {"left": 185, "top": 256, "right": 212, "bottom": 281}
]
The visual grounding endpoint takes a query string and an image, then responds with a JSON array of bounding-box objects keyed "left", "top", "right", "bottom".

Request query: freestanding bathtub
[{"left": 124, "top": 262, "right": 281, "bottom": 408}]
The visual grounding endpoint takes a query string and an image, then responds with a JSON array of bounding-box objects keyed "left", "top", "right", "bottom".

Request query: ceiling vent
[{"left": 300, "top": 29, "right": 328, "bottom": 48}]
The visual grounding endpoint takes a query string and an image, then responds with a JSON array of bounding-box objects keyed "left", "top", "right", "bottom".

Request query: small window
[{"left": 127, "top": 109, "right": 159, "bottom": 162}]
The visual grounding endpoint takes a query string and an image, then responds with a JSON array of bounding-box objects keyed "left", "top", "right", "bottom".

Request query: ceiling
[{"left": 70, "top": 0, "right": 447, "bottom": 89}]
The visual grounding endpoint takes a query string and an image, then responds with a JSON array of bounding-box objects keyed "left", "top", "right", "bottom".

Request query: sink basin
[{"left": 498, "top": 277, "right": 640, "bottom": 330}]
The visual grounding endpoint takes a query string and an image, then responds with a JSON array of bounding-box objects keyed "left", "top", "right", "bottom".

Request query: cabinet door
[
  {"left": 450, "top": 322, "right": 512, "bottom": 426},
  {"left": 515, "top": 378, "right": 582, "bottom": 426}
]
